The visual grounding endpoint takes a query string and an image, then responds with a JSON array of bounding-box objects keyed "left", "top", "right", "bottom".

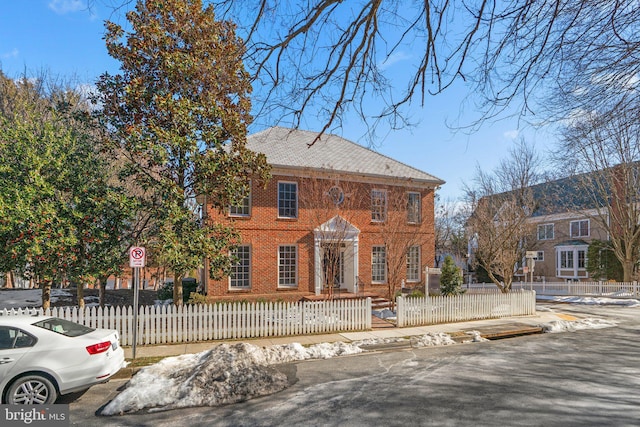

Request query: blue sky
[{"left": 0, "top": 1, "right": 555, "bottom": 201}]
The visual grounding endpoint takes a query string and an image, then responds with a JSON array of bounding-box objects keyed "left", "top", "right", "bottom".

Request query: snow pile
[
  {"left": 101, "top": 341, "right": 363, "bottom": 415},
  {"left": 410, "top": 332, "right": 457, "bottom": 347},
  {"left": 542, "top": 318, "right": 618, "bottom": 333},
  {"left": 463, "top": 331, "right": 489, "bottom": 343}
]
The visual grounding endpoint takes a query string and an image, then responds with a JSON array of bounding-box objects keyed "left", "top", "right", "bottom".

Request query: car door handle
[{"left": 0, "top": 357, "right": 15, "bottom": 364}]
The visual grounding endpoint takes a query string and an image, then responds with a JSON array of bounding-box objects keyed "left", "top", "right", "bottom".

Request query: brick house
[{"left": 204, "top": 127, "right": 445, "bottom": 301}]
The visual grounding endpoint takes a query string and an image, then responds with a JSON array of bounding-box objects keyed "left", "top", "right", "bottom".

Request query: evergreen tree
[{"left": 440, "top": 255, "right": 465, "bottom": 296}]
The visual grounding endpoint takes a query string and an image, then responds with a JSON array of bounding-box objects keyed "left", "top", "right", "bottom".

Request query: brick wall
[{"left": 205, "top": 173, "right": 437, "bottom": 301}]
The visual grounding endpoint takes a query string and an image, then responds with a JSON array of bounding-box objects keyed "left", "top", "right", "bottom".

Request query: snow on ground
[
  {"left": 541, "top": 318, "right": 618, "bottom": 333},
  {"left": 0, "top": 288, "right": 73, "bottom": 310},
  {"left": 0, "top": 289, "right": 629, "bottom": 414},
  {"left": 537, "top": 295, "right": 640, "bottom": 307}
]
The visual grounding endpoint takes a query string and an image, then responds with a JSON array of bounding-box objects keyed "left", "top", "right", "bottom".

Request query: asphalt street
[{"left": 67, "top": 303, "right": 640, "bottom": 427}]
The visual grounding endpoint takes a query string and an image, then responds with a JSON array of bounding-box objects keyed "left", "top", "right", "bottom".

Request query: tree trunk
[
  {"left": 98, "top": 276, "right": 107, "bottom": 308},
  {"left": 173, "top": 273, "right": 184, "bottom": 306},
  {"left": 41, "top": 282, "right": 52, "bottom": 311},
  {"left": 77, "top": 282, "right": 85, "bottom": 309},
  {"left": 622, "top": 260, "right": 634, "bottom": 282}
]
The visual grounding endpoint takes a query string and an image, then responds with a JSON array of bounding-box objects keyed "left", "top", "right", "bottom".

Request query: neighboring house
[
  {"left": 522, "top": 175, "right": 609, "bottom": 282},
  {"left": 472, "top": 175, "right": 609, "bottom": 283},
  {"left": 204, "top": 127, "right": 445, "bottom": 301}
]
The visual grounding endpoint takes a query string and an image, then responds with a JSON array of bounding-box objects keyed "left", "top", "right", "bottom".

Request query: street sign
[
  {"left": 525, "top": 251, "right": 537, "bottom": 258},
  {"left": 129, "top": 246, "right": 146, "bottom": 268}
]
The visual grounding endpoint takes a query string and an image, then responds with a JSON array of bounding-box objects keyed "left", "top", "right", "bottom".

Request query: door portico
[{"left": 313, "top": 216, "right": 360, "bottom": 295}]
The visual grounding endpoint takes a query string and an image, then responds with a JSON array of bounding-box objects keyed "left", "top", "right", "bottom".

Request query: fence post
[{"left": 396, "top": 296, "right": 404, "bottom": 328}]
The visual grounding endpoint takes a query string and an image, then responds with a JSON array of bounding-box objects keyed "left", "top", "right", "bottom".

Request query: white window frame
[
  {"left": 570, "top": 219, "right": 590, "bottom": 238},
  {"left": 534, "top": 251, "right": 544, "bottom": 262},
  {"left": 406, "top": 246, "right": 421, "bottom": 282},
  {"left": 371, "top": 189, "right": 387, "bottom": 222},
  {"left": 278, "top": 245, "right": 298, "bottom": 288},
  {"left": 556, "top": 245, "right": 588, "bottom": 279},
  {"left": 229, "top": 185, "right": 251, "bottom": 217},
  {"left": 537, "top": 223, "right": 554, "bottom": 240},
  {"left": 372, "top": 245, "right": 387, "bottom": 283},
  {"left": 278, "top": 181, "right": 298, "bottom": 219},
  {"left": 407, "top": 192, "right": 421, "bottom": 224},
  {"left": 229, "top": 245, "right": 251, "bottom": 289}
]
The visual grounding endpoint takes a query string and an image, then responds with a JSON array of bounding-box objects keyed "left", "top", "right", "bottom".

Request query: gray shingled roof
[{"left": 247, "top": 127, "right": 444, "bottom": 185}]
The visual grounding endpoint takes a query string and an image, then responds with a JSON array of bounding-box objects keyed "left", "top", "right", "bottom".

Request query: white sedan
[{"left": 0, "top": 315, "right": 126, "bottom": 404}]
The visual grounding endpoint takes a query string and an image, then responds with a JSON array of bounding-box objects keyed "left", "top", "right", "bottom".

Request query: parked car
[{"left": 0, "top": 315, "right": 126, "bottom": 404}]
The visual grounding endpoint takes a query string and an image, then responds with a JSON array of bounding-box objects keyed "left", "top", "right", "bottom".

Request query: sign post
[
  {"left": 129, "top": 246, "right": 146, "bottom": 359},
  {"left": 525, "top": 251, "right": 536, "bottom": 285}
]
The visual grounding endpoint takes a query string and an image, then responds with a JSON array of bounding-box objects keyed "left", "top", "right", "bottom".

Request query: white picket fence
[
  {"left": 468, "top": 281, "right": 640, "bottom": 298},
  {"left": 395, "top": 290, "right": 536, "bottom": 328},
  {"left": 0, "top": 299, "right": 372, "bottom": 346}
]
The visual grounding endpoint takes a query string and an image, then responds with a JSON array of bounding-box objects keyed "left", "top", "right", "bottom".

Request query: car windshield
[{"left": 32, "top": 318, "right": 95, "bottom": 337}]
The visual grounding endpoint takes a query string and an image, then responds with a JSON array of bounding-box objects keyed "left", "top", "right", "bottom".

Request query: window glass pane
[
  {"left": 278, "top": 182, "right": 298, "bottom": 218},
  {"left": 372, "top": 246, "right": 386, "bottom": 282},
  {"left": 371, "top": 190, "right": 387, "bottom": 222},
  {"left": 230, "top": 246, "right": 251, "bottom": 288},
  {"left": 230, "top": 193, "right": 250, "bottom": 216},
  {"left": 407, "top": 193, "right": 421, "bottom": 223},
  {"left": 279, "top": 245, "right": 297, "bottom": 287},
  {"left": 406, "top": 246, "right": 420, "bottom": 281},
  {"left": 570, "top": 220, "right": 589, "bottom": 237},
  {"left": 578, "top": 250, "right": 586, "bottom": 269}
]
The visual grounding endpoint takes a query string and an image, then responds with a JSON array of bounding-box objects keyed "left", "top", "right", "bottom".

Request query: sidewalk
[{"left": 119, "top": 310, "right": 575, "bottom": 367}]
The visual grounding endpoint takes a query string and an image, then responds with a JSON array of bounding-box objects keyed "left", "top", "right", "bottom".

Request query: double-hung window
[
  {"left": 406, "top": 246, "right": 420, "bottom": 282},
  {"left": 570, "top": 219, "right": 589, "bottom": 238},
  {"left": 278, "top": 245, "right": 298, "bottom": 287},
  {"left": 278, "top": 182, "right": 298, "bottom": 218},
  {"left": 229, "top": 187, "right": 251, "bottom": 217},
  {"left": 372, "top": 246, "right": 387, "bottom": 283},
  {"left": 230, "top": 246, "right": 251, "bottom": 289},
  {"left": 371, "top": 190, "right": 387, "bottom": 222},
  {"left": 407, "top": 192, "right": 421, "bottom": 224},
  {"left": 537, "top": 224, "right": 554, "bottom": 240}
]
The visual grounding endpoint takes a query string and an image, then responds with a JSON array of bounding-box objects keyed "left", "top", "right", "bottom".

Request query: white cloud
[
  {"left": 503, "top": 130, "right": 519, "bottom": 140},
  {"left": 379, "top": 51, "right": 411, "bottom": 70},
  {"left": 48, "top": 0, "right": 84, "bottom": 14},
  {"left": 2, "top": 48, "right": 19, "bottom": 59}
]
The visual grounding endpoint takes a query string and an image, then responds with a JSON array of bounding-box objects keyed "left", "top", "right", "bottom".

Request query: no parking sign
[{"left": 129, "top": 246, "right": 146, "bottom": 268}]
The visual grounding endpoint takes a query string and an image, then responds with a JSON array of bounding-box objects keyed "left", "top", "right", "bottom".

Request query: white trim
[{"left": 277, "top": 180, "right": 298, "bottom": 219}]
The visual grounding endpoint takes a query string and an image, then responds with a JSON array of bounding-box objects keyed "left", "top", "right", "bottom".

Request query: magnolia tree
[{"left": 95, "top": 0, "right": 270, "bottom": 304}]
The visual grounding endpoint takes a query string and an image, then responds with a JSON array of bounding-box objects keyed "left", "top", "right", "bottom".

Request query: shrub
[
  {"left": 440, "top": 256, "right": 465, "bottom": 296},
  {"left": 157, "top": 281, "right": 174, "bottom": 301},
  {"left": 187, "top": 292, "right": 208, "bottom": 305}
]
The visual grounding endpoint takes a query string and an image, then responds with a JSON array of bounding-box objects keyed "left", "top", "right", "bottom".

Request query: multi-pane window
[
  {"left": 537, "top": 224, "right": 554, "bottom": 240},
  {"left": 230, "top": 246, "right": 251, "bottom": 289},
  {"left": 577, "top": 249, "right": 586, "bottom": 269},
  {"left": 229, "top": 190, "right": 251, "bottom": 217},
  {"left": 371, "top": 189, "right": 387, "bottom": 222},
  {"left": 278, "top": 182, "right": 298, "bottom": 218},
  {"left": 406, "top": 246, "right": 420, "bottom": 282},
  {"left": 534, "top": 251, "right": 544, "bottom": 262},
  {"left": 560, "top": 250, "right": 574, "bottom": 269},
  {"left": 278, "top": 245, "right": 297, "bottom": 287},
  {"left": 407, "top": 192, "right": 421, "bottom": 224},
  {"left": 372, "top": 246, "right": 387, "bottom": 283},
  {"left": 570, "top": 219, "right": 589, "bottom": 237}
]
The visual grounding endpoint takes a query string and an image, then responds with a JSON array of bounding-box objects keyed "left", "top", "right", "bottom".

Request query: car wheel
[{"left": 6, "top": 375, "right": 58, "bottom": 404}]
